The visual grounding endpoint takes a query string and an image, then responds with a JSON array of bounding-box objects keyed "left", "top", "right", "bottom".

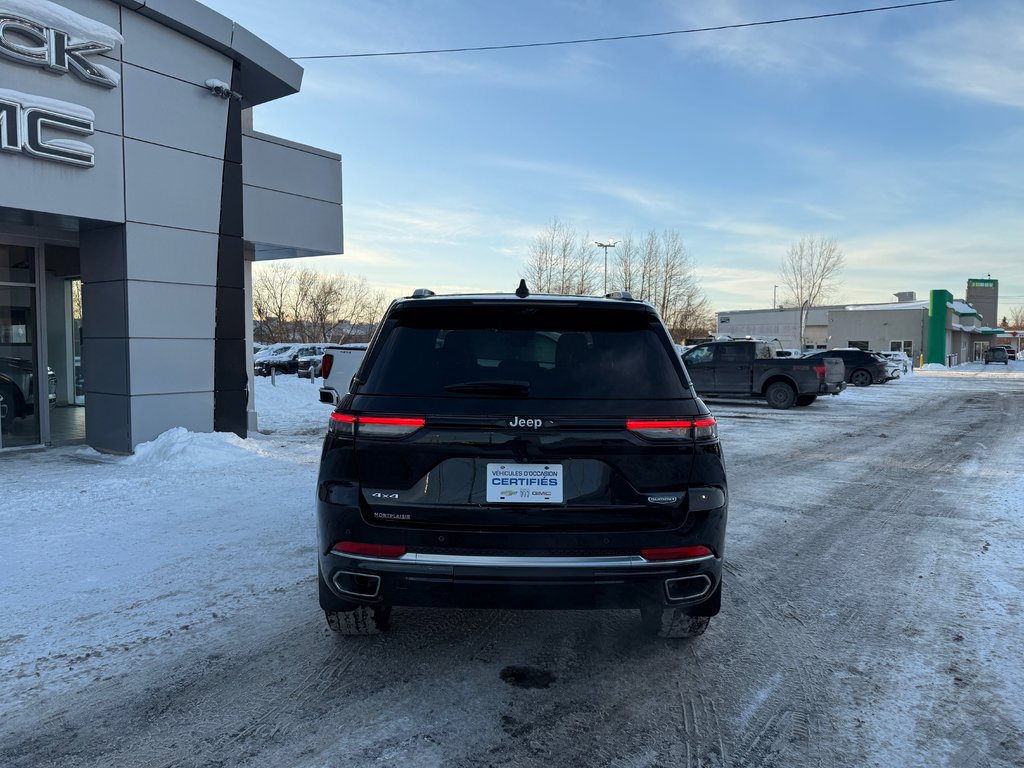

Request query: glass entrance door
[{"left": 0, "top": 244, "right": 40, "bottom": 448}]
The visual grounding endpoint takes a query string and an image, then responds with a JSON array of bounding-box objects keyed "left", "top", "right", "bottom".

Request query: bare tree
[
  {"left": 778, "top": 235, "right": 846, "bottom": 349},
  {"left": 1005, "top": 305, "right": 1024, "bottom": 329},
  {"left": 252, "top": 262, "right": 295, "bottom": 342},
  {"left": 778, "top": 235, "right": 845, "bottom": 309},
  {"left": 611, "top": 234, "right": 639, "bottom": 294},
  {"left": 611, "top": 229, "right": 713, "bottom": 340},
  {"left": 523, "top": 222, "right": 713, "bottom": 341},
  {"left": 251, "top": 263, "right": 389, "bottom": 344},
  {"left": 523, "top": 218, "right": 599, "bottom": 295}
]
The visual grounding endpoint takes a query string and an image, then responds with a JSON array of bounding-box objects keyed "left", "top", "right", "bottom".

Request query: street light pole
[{"left": 594, "top": 240, "right": 617, "bottom": 294}]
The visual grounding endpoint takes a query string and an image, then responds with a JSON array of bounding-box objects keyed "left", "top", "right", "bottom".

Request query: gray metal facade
[{"left": 0, "top": 0, "right": 343, "bottom": 453}]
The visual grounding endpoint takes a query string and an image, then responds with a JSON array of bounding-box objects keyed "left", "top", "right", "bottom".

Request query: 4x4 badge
[{"left": 508, "top": 417, "right": 544, "bottom": 429}]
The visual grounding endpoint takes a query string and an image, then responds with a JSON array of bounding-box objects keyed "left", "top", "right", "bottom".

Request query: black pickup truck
[{"left": 681, "top": 340, "right": 845, "bottom": 409}]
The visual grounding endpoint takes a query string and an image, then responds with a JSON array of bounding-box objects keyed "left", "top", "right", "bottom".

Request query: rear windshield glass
[{"left": 360, "top": 304, "right": 688, "bottom": 399}]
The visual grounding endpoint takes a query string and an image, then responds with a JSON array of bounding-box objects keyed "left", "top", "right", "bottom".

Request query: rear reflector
[
  {"left": 641, "top": 545, "right": 714, "bottom": 562},
  {"left": 627, "top": 417, "right": 716, "bottom": 441},
  {"left": 329, "top": 412, "right": 425, "bottom": 437},
  {"left": 333, "top": 541, "right": 407, "bottom": 558}
]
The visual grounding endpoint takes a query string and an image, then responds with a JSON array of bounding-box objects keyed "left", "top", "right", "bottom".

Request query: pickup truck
[
  {"left": 681, "top": 340, "right": 845, "bottom": 409},
  {"left": 318, "top": 343, "right": 368, "bottom": 405}
]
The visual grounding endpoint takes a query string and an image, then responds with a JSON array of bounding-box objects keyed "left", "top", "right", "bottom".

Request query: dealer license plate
[{"left": 486, "top": 463, "right": 563, "bottom": 504}]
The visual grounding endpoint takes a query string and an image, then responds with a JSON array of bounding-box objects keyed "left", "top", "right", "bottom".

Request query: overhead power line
[{"left": 291, "top": 0, "right": 955, "bottom": 61}]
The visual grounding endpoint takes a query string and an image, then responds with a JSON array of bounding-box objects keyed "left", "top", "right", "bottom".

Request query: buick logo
[
  {"left": 508, "top": 416, "right": 544, "bottom": 429},
  {"left": 0, "top": 6, "right": 122, "bottom": 89}
]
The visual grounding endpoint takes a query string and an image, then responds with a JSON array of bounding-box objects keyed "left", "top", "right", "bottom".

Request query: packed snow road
[{"left": 2, "top": 367, "right": 1022, "bottom": 767}]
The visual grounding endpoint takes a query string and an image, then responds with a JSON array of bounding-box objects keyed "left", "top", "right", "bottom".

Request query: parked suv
[
  {"left": 255, "top": 344, "right": 324, "bottom": 376},
  {"left": 984, "top": 346, "right": 1009, "bottom": 365},
  {"left": 316, "top": 286, "right": 728, "bottom": 639},
  {"left": 877, "top": 350, "right": 912, "bottom": 374},
  {"left": 804, "top": 348, "right": 888, "bottom": 387},
  {"left": 297, "top": 344, "right": 334, "bottom": 378}
]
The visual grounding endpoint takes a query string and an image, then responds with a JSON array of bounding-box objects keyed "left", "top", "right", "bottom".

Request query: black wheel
[
  {"left": 765, "top": 381, "right": 797, "bottom": 409},
  {"left": 325, "top": 605, "right": 392, "bottom": 635},
  {"left": 318, "top": 563, "right": 391, "bottom": 634},
  {"left": 850, "top": 369, "right": 872, "bottom": 387},
  {"left": 795, "top": 395, "right": 817, "bottom": 407},
  {"left": 639, "top": 607, "right": 711, "bottom": 639}
]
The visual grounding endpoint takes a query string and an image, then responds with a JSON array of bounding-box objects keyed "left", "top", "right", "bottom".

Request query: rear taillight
[
  {"left": 640, "top": 545, "right": 714, "bottom": 562},
  {"left": 332, "top": 541, "right": 407, "bottom": 558},
  {"left": 627, "top": 417, "right": 717, "bottom": 441},
  {"left": 329, "top": 412, "right": 425, "bottom": 438},
  {"left": 813, "top": 365, "right": 826, "bottom": 378},
  {"left": 321, "top": 353, "right": 333, "bottom": 379}
]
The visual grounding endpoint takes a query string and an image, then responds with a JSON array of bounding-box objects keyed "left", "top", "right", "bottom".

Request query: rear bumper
[
  {"left": 316, "top": 499, "right": 726, "bottom": 614},
  {"left": 322, "top": 549, "right": 722, "bottom": 611},
  {"left": 820, "top": 381, "right": 846, "bottom": 395}
]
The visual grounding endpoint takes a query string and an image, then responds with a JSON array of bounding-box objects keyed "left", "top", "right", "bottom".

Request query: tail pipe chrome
[{"left": 664, "top": 574, "right": 713, "bottom": 603}]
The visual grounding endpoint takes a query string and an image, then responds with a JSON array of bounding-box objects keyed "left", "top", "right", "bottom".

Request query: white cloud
[
  {"left": 899, "top": 4, "right": 1024, "bottom": 109},
  {"left": 660, "top": 0, "right": 871, "bottom": 77}
]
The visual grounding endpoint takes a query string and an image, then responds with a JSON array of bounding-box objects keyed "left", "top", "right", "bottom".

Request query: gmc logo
[
  {"left": 0, "top": 11, "right": 118, "bottom": 89},
  {"left": 0, "top": 92, "right": 94, "bottom": 167}
]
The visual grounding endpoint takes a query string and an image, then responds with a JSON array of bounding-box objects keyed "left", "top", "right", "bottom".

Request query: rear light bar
[
  {"left": 321, "top": 353, "right": 333, "bottom": 379},
  {"left": 333, "top": 541, "right": 407, "bottom": 558},
  {"left": 641, "top": 545, "right": 714, "bottom": 562},
  {"left": 329, "top": 412, "right": 425, "bottom": 438},
  {"left": 627, "top": 417, "right": 717, "bottom": 441}
]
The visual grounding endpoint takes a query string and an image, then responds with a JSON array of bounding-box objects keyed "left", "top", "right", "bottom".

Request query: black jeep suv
[{"left": 315, "top": 286, "right": 728, "bottom": 639}]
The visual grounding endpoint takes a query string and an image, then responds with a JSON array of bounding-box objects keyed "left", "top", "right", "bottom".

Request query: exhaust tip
[
  {"left": 664, "top": 574, "right": 712, "bottom": 603},
  {"left": 331, "top": 570, "right": 381, "bottom": 599}
]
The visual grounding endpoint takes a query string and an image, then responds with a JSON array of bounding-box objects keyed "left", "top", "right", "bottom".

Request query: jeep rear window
[{"left": 360, "top": 305, "right": 688, "bottom": 399}]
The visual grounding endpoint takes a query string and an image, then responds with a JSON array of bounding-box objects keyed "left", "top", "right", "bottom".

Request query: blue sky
[{"left": 203, "top": 0, "right": 1023, "bottom": 318}]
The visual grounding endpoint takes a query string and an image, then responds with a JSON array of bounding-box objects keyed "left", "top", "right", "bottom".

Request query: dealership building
[{"left": 0, "top": 0, "right": 342, "bottom": 452}]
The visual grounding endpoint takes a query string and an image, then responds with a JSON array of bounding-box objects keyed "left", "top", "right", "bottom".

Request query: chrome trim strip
[{"left": 329, "top": 551, "right": 716, "bottom": 568}]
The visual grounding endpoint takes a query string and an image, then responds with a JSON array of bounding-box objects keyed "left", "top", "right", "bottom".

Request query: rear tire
[
  {"left": 319, "top": 563, "right": 391, "bottom": 634},
  {"left": 795, "top": 395, "right": 817, "bottom": 407},
  {"left": 325, "top": 605, "right": 392, "bottom": 635},
  {"left": 765, "top": 381, "right": 796, "bottom": 409},
  {"left": 639, "top": 607, "right": 711, "bottom": 639},
  {"left": 851, "top": 369, "right": 872, "bottom": 387}
]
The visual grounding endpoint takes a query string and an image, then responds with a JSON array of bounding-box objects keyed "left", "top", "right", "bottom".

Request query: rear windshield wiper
[{"left": 444, "top": 380, "right": 531, "bottom": 396}]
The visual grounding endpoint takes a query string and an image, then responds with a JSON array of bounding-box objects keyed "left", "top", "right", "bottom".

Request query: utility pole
[
  {"left": 594, "top": 240, "right": 617, "bottom": 294},
  {"left": 773, "top": 285, "right": 778, "bottom": 309}
]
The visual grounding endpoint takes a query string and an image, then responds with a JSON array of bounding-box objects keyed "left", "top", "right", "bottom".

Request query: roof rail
[
  {"left": 411, "top": 288, "right": 435, "bottom": 298},
  {"left": 604, "top": 290, "right": 634, "bottom": 301}
]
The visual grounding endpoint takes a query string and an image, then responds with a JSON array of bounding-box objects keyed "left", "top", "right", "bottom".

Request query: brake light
[
  {"left": 627, "top": 417, "right": 717, "bottom": 440},
  {"left": 333, "top": 541, "right": 407, "bottom": 558},
  {"left": 813, "top": 365, "right": 826, "bottom": 378},
  {"left": 321, "top": 353, "right": 333, "bottom": 379},
  {"left": 641, "top": 545, "right": 714, "bottom": 561},
  {"left": 329, "top": 412, "right": 425, "bottom": 438}
]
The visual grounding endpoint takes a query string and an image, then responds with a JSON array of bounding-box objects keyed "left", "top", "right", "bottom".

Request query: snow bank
[{"left": 125, "top": 427, "right": 259, "bottom": 467}]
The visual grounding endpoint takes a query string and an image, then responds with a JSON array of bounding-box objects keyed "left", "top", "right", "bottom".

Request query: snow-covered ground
[{"left": 2, "top": 362, "right": 1023, "bottom": 767}]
